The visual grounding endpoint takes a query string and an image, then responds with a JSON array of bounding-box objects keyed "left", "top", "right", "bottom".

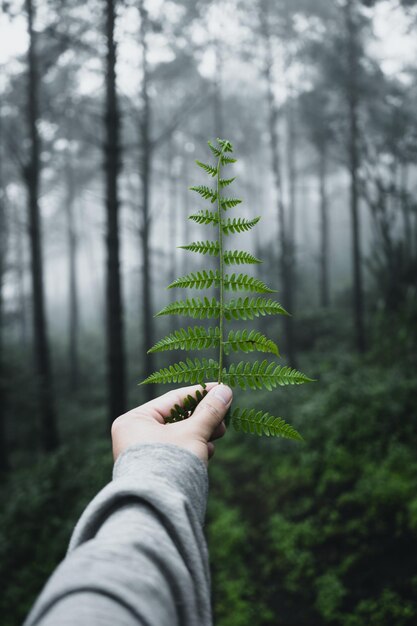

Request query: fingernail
[{"left": 213, "top": 384, "right": 233, "bottom": 405}]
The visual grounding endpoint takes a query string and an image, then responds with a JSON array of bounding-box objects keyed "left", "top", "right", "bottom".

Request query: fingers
[
  {"left": 187, "top": 384, "right": 233, "bottom": 442},
  {"left": 207, "top": 442, "right": 215, "bottom": 459},
  {"left": 210, "top": 420, "right": 226, "bottom": 441}
]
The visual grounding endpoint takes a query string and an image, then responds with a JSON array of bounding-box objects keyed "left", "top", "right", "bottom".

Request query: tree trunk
[
  {"left": 26, "top": 0, "right": 59, "bottom": 451},
  {"left": 345, "top": 0, "right": 366, "bottom": 352},
  {"left": 15, "top": 206, "right": 29, "bottom": 346},
  {"left": 0, "top": 116, "right": 9, "bottom": 472},
  {"left": 139, "top": 2, "right": 154, "bottom": 401},
  {"left": 168, "top": 138, "right": 177, "bottom": 321},
  {"left": 181, "top": 145, "right": 190, "bottom": 272},
  {"left": 286, "top": 93, "right": 297, "bottom": 325},
  {"left": 400, "top": 162, "right": 412, "bottom": 257},
  {"left": 65, "top": 161, "right": 80, "bottom": 391},
  {"left": 319, "top": 144, "right": 330, "bottom": 308},
  {"left": 104, "top": 0, "right": 126, "bottom": 423},
  {"left": 259, "top": 1, "right": 296, "bottom": 367}
]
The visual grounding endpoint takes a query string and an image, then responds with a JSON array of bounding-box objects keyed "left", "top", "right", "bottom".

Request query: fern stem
[{"left": 217, "top": 147, "right": 225, "bottom": 383}]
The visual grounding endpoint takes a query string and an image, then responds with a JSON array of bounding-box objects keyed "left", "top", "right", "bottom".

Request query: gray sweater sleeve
[{"left": 23, "top": 444, "right": 212, "bottom": 626}]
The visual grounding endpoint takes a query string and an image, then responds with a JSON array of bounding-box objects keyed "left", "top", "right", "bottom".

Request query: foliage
[
  {"left": 1, "top": 336, "right": 416, "bottom": 626},
  {"left": 0, "top": 440, "right": 112, "bottom": 626},
  {"left": 208, "top": 354, "right": 417, "bottom": 626},
  {"left": 142, "top": 139, "right": 313, "bottom": 440}
]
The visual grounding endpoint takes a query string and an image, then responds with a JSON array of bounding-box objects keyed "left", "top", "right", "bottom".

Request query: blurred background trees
[{"left": 0, "top": 0, "right": 417, "bottom": 624}]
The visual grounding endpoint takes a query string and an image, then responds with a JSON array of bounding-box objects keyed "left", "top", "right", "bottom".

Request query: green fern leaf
[
  {"left": 180, "top": 245, "right": 260, "bottom": 265},
  {"left": 141, "top": 136, "right": 313, "bottom": 442},
  {"left": 223, "top": 273, "right": 275, "bottom": 293},
  {"left": 168, "top": 270, "right": 274, "bottom": 293},
  {"left": 189, "top": 185, "right": 217, "bottom": 203},
  {"left": 221, "top": 155, "right": 237, "bottom": 165},
  {"left": 155, "top": 297, "right": 220, "bottom": 319},
  {"left": 189, "top": 210, "right": 218, "bottom": 227},
  {"left": 195, "top": 161, "right": 217, "bottom": 177},
  {"left": 220, "top": 197, "right": 242, "bottom": 210},
  {"left": 219, "top": 176, "right": 236, "bottom": 188},
  {"left": 224, "top": 250, "right": 262, "bottom": 265},
  {"left": 224, "top": 297, "right": 289, "bottom": 320},
  {"left": 208, "top": 140, "right": 222, "bottom": 158},
  {"left": 224, "top": 361, "right": 314, "bottom": 391},
  {"left": 217, "top": 138, "right": 233, "bottom": 152},
  {"left": 168, "top": 270, "right": 218, "bottom": 290},
  {"left": 179, "top": 241, "right": 219, "bottom": 256},
  {"left": 224, "top": 330, "right": 279, "bottom": 356},
  {"left": 231, "top": 408, "right": 303, "bottom": 440},
  {"left": 222, "top": 217, "right": 260, "bottom": 235},
  {"left": 148, "top": 326, "right": 220, "bottom": 353},
  {"left": 142, "top": 357, "right": 219, "bottom": 385}
]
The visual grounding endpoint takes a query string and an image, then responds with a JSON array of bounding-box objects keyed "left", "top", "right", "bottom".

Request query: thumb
[{"left": 188, "top": 384, "right": 233, "bottom": 441}]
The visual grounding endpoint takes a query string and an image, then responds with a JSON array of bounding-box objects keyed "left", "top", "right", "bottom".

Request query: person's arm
[{"left": 24, "top": 383, "right": 232, "bottom": 626}]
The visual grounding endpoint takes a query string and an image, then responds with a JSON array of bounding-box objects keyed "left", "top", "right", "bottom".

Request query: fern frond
[
  {"left": 189, "top": 210, "right": 218, "bottom": 227},
  {"left": 180, "top": 244, "right": 261, "bottom": 265},
  {"left": 224, "top": 250, "right": 262, "bottom": 265},
  {"left": 223, "top": 361, "right": 314, "bottom": 391},
  {"left": 155, "top": 297, "right": 220, "bottom": 319},
  {"left": 189, "top": 185, "right": 217, "bottom": 203},
  {"left": 222, "top": 217, "right": 260, "bottom": 235},
  {"left": 220, "top": 197, "right": 242, "bottom": 210},
  {"left": 148, "top": 326, "right": 220, "bottom": 353},
  {"left": 142, "top": 136, "right": 313, "bottom": 443},
  {"left": 179, "top": 241, "right": 219, "bottom": 256},
  {"left": 142, "top": 357, "right": 219, "bottom": 385},
  {"left": 231, "top": 408, "right": 303, "bottom": 440},
  {"left": 224, "top": 330, "right": 279, "bottom": 356},
  {"left": 221, "top": 155, "right": 237, "bottom": 165},
  {"left": 223, "top": 273, "right": 275, "bottom": 293},
  {"left": 217, "top": 138, "right": 233, "bottom": 152},
  {"left": 208, "top": 141, "right": 222, "bottom": 158},
  {"left": 149, "top": 326, "right": 279, "bottom": 356},
  {"left": 168, "top": 270, "right": 218, "bottom": 290},
  {"left": 168, "top": 270, "right": 274, "bottom": 293},
  {"left": 195, "top": 160, "right": 217, "bottom": 177},
  {"left": 224, "top": 297, "right": 289, "bottom": 320},
  {"left": 219, "top": 177, "right": 236, "bottom": 188}
]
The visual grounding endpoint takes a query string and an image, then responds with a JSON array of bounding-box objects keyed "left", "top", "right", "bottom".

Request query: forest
[{"left": 1, "top": 0, "right": 417, "bottom": 624}]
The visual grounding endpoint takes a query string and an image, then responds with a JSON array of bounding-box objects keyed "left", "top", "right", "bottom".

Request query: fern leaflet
[{"left": 231, "top": 408, "right": 303, "bottom": 440}]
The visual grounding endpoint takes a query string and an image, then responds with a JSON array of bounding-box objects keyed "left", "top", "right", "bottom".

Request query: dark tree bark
[
  {"left": 25, "top": 0, "right": 59, "bottom": 451},
  {"left": 104, "top": 0, "right": 126, "bottom": 423},
  {"left": 286, "top": 93, "right": 298, "bottom": 319},
  {"left": 65, "top": 161, "right": 80, "bottom": 391},
  {"left": 259, "top": 1, "right": 297, "bottom": 367},
  {"left": 15, "top": 207, "right": 29, "bottom": 347},
  {"left": 138, "top": 1, "right": 154, "bottom": 401},
  {"left": 319, "top": 144, "right": 330, "bottom": 308},
  {"left": 181, "top": 145, "right": 190, "bottom": 274},
  {"left": 0, "top": 117, "right": 9, "bottom": 473},
  {"left": 168, "top": 138, "right": 177, "bottom": 319},
  {"left": 287, "top": 96, "right": 297, "bottom": 262},
  {"left": 345, "top": 0, "right": 366, "bottom": 352},
  {"left": 400, "top": 162, "right": 412, "bottom": 257}
]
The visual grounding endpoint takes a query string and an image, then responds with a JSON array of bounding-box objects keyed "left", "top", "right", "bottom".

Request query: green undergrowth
[
  {"left": 1, "top": 352, "right": 416, "bottom": 626},
  {"left": 207, "top": 355, "right": 417, "bottom": 626}
]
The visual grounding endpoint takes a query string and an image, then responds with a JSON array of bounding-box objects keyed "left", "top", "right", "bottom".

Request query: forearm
[{"left": 24, "top": 444, "right": 212, "bottom": 626}]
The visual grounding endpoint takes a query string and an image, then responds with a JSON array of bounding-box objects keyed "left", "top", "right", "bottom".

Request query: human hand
[{"left": 111, "top": 383, "right": 233, "bottom": 465}]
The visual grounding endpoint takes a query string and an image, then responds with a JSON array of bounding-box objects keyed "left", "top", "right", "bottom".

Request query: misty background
[{"left": 1, "top": 0, "right": 417, "bottom": 624}]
